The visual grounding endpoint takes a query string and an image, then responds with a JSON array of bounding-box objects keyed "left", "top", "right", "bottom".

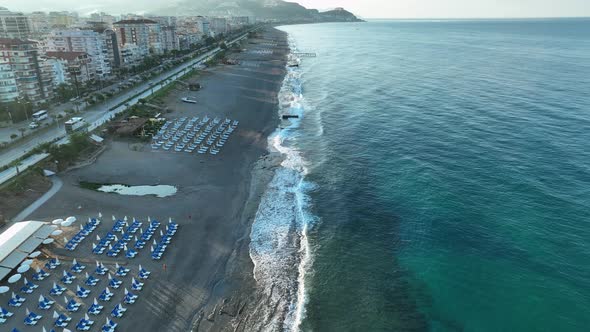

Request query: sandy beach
[{"left": 11, "top": 27, "right": 289, "bottom": 332}]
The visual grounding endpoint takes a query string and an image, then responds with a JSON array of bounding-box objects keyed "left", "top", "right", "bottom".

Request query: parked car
[{"left": 29, "top": 122, "right": 39, "bottom": 129}]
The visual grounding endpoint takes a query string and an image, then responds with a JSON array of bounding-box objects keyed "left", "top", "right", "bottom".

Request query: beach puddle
[{"left": 81, "top": 182, "right": 177, "bottom": 198}]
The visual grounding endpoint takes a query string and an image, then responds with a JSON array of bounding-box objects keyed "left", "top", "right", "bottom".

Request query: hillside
[{"left": 158, "top": 0, "right": 363, "bottom": 23}]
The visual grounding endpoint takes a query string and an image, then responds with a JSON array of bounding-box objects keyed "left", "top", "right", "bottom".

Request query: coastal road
[
  {"left": 0, "top": 30, "right": 253, "bottom": 173},
  {"left": 0, "top": 152, "right": 50, "bottom": 185},
  {"left": 11, "top": 176, "right": 63, "bottom": 222}
]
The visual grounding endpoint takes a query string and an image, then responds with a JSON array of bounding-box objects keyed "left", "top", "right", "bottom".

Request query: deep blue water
[{"left": 269, "top": 19, "right": 590, "bottom": 331}]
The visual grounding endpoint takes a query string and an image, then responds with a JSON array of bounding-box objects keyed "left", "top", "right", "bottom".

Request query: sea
[{"left": 249, "top": 19, "right": 590, "bottom": 332}]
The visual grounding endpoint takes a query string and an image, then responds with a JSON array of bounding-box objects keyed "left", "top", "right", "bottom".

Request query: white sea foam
[{"left": 249, "top": 36, "right": 317, "bottom": 332}]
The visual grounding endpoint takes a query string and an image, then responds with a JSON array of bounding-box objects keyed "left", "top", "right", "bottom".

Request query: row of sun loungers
[
  {"left": 65, "top": 218, "right": 100, "bottom": 251},
  {"left": 151, "top": 220, "right": 178, "bottom": 260}
]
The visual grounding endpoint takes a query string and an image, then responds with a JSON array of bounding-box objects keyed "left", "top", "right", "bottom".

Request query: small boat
[{"left": 181, "top": 97, "right": 197, "bottom": 104}]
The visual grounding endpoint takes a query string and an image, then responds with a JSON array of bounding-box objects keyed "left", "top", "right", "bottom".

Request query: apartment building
[
  {"left": 0, "top": 38, "right": 53, "bottom": 105},
  {"left": 113, "top": 19, "right": 163, "bottom": 64},
  {"left": 46, "top": 51, "right": 95, "bottom": 85},
  {"left": 0, "top": 7, "right": 32, "bottom": 39},
  {"left": 45, "top": 29, "right": 112, "bottom": 79}
]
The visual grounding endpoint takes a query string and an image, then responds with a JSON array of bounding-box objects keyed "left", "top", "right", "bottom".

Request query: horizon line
[{"left": 361, "top": 16, "right": 590, "bottom": 20}]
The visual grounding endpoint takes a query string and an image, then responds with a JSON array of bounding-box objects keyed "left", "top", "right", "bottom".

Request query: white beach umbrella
[
  {"left": 124, "top": 244, "right": 128, "bottom": 251},
  {"left": 98, "top": 212, "right": 102, "bottom": 218},
  {"left": 51, "top": 230, "right": 63, "bottom": 236},
  {"left": 26, "top": 308, "right": 30, "bottom": 315},
  {"left": 0, "top": 286, "right": 9, "bottom": 293},
  {"left": 153, "top": 239, "right": 157, "bottom": 246},
  {"left": 42, "top": 238, "right": 54, "bottom": 244},
  {"left": 49, "top": 225, "right": 58, "bottom": 230},
  {"left": 134, "top": 236, "right": 138, "bottom": 242},
  {"left": 63, "top": 296, "right": 69, "bottom": 304},
  {"left": 112, "top": 215, "right": 116, "bottom": 221},
  {"left": 124, "top": 216, "right": 128, "bottom": 221},
  {"left": 8, "top": 274, "right": 21, "bottom": 283},
  {"left": 93, "top": 298, "right": 99, "bottom": 305},
  {"left": 63, "top": 237, "right": 68, "bottom": 243},
  {"left": 29, "top": 251, "right": 41, "bottom": 258},
  {"left": 65, "top": 216, "right": 76, "bottom": 223},
  {"left": 22, "top": 259, "right": 33, "bottom": 266},
  {"left": 53, "top": 310, "right": 60, "bottom": 319},
  {"left": 147, "top": 216, "right": 151, "bottom": 222},
  {"left": 96, "top": 235, "right": 101, "bottom": 241},
  {"left": 17, "top": 265, "right": 30, "bottom": 273},
  {"left": 39, "top": 295, "right": 45, "bottom": 302},
  {"left": 52, "top": 219, "right": 64, "bottom": 225},
  {"left": 85, "top": 313, "right": 90, "bottom": 320},
  {"left": 55, "top": 257, "right": 60, "bottom": 265},
  {"left": 115, "top": 263, "right": 120, "bottom": 270},
  {"left": 92, "top": 243, "right": 97, "bottom": 250},
  {"left": 80, "top": 224, "right": 84, "bottom": 230},
  {"left": 114, "top": 235, "right": 118, "bottom": 242},
  {"left": 61, "top": 220, "right": 73, "bottom": 227},
  {"left": 72, "top": 259, "right": 78, "bottom": 266},
  {"left": 35, "top": 267, "right": 41, "bottom": 273},
  {"left": 85, "top": 272, "right": 90, "bottom": 279}
]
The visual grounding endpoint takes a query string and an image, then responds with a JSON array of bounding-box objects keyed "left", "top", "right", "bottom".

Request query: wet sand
[{"left": 20, "top": 28, "right": 289, "bottom": 332}]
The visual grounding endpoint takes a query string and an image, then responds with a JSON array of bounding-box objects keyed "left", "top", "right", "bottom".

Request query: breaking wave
[{"left": 249, "top": 37, "right": 317, "bottom": 332}]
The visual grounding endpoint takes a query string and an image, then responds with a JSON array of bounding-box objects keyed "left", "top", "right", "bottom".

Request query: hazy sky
[{"left": 2, "top": 0, "right": 589, "bottom": 18}]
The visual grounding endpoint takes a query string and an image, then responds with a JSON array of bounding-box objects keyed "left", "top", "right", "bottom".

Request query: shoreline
[{"left": 16, "top": 27, "right": 291, "bottom": 332}]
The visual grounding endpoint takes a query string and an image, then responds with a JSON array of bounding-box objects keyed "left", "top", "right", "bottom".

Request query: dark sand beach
[{"left": 12, "top": 28, "right": 289, "bottom": 332}]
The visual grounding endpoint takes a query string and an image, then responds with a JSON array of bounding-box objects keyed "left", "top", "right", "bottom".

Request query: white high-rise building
[
  {"left": 45, "top": 29, "right": 112, "bottom": 79},
  {"left": 0, "top": 7, "right": 32, "bottom": 39}
]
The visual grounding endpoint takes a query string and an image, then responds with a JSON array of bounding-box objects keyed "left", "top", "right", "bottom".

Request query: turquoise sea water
[{"left": 266, "top": 20, "right": 590, "bottom": 331}]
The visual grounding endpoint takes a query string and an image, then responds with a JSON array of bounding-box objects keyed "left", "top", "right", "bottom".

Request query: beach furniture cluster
[
  {"left": 151, "top": 116, "right": 239, "bottom": 155},
  {"left": 0, "top": 213, "right": 177, "bottom": 331},
  {"left": 92, "top": 217, "right": 142, "bottom": 257},
  {"left": 1, "top": 253, "right": 153, "bottom": 331}
]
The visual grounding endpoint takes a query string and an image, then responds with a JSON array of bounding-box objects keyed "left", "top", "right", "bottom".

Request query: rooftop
[
  {"left": 46, "top": 51, "right": 88, "bottom": 61},
  {"left": 114, "top": 19, "right": 158, "bottom": 25},
  {"left": 0, "top": 38, "right": 36, "bottom": 46}
]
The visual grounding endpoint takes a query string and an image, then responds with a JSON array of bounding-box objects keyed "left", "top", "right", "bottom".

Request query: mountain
[{"left": 158, "top": 0, "right": 363, "bottom": 23}]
